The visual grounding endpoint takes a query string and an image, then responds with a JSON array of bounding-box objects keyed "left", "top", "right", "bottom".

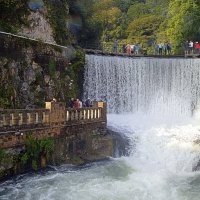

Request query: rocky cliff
[{"left": 0, "top": 0, "right": 85, "bottom": 109}]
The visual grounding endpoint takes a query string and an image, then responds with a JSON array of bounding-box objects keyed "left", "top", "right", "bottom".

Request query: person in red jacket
[
  {"left": 194, "top": 42, "right": 200, "bottom": 54},
  {"left": 75, "top": 99, "right": 80, "bottom": 109}
]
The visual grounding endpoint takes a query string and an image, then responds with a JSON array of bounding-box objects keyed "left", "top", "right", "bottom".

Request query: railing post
[
  {"left": 66, "top": 110, "right": 69, "bottom": 122},
  {"left": 30, "top": 112, "right": 36, "bottom": 125},
  {"left": 0, "top": 113, "right": 3, "bottom": 128},
  {"left": 84, "top": 109, "right": 87, "bottom": 120},
  {"left": 11, "top": 112, "right": 19, "bottom": 126},
  {"left": 18, "top": 113, "right": 23, "bottom": 126},
  {"left": 22, "top": 112, "right": 28, "bottom": 126},
  {"left": 43, "top": 111, "right": 50, "bottom": 125},
  {"left": 3, "top": 113, "right": 11, "bottom": 126},
  {"left": 37, "top": 111, "right": 43, "bottom": 124}
]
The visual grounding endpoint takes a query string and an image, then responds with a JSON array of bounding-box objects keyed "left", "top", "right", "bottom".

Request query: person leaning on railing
[
  {"left": 184, "top": 41, "right": 189, "bottom": 55},
  {"left": 194, "top": 42, "right": 200, "bottom": 54},
  {"left": 85, "top": 98, "right": 92, "bottom": 107},
  {"left": 189, "top": 41, "right": 194, "bottom": 54}
]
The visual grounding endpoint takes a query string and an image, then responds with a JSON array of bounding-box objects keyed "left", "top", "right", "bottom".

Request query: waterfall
[
  {"left": 84, "top": 54, "right": 200, "bottom": 175},
  {"left": 2, "top": 54, "right": 200, "bottom": 200},
  {"left": 84, "top": 55, "right": 200, "bottom": 118}
]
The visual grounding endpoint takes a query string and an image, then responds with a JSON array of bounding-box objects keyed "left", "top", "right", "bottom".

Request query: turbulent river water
[{"left": 1, "top": 55, "right": 200, "bottom": 200}]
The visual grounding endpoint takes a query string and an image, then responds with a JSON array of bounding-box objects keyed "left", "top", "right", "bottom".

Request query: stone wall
[{"left": 0, "top": 102, "right": 113, "bottom": 180}]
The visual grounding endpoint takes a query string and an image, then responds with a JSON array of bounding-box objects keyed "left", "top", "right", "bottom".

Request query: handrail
[
  {"left": 0, "top": 30, "right": 68, "bottom": 50},
  {"left": 0, "top": 105, "right": 106, "bottom": 133}
]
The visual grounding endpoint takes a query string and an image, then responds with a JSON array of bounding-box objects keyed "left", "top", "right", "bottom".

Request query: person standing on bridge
[
  {"left": 113, "top": 40, "right": 118, "bottom": 53},
  {"left": 189, "top": 41, "right": 194, "bottom": 54},
  {"left": 184, "top": 41, "right": 189, "bottom": 55},
  {"left": 134, "top": 44, "right": 139, "bottom": 55},
  {"left": 194, "top": 42, "right": 200, "bottom": 54},
  {"left": 79, "top": 100, "right": 83, "bottom": 108},
  {"left": 167, "top": 43, "right": 172, "bottom": 55},
  {"left": 158, "top": 43, "right": 163, "bottom": 55},
  {"left": 69, "top": 98, "right": 74, "bottom": 108},
  {"left": 122, "top": 44, "right": 126, "bottom": 53},
  {"left": 126, "top": 44, "right": 132, "bottom": 55},
  {"left": 75, "top": 99, "right": 80, "bottom": 109},
  {"left": 163, "top": 43, "right": 167, "bottom": 55},
  {"left": 85, "top": 98, "right": 92, "bottom": 107}
]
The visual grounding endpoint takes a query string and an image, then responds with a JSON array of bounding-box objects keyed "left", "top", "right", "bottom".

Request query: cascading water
[
  {"left": 83, "top": 54, "right": 200, "bottom": 199},
  {"left": 84, "top": 55, "right": 200, "bottom": 116},
  {"left": 1, "top": 54, "right": 200, "bottom": 200}
]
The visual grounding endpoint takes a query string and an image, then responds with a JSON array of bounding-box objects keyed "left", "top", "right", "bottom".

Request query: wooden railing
[{"left": 0, "top": 102, "right": 106, "bottom": 133}]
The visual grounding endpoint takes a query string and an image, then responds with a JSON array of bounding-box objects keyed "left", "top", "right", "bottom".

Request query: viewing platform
[
  {"left": 0, "top": 102, "right": 106, "bottom": 133},
  {"left": 85, "top": 49, "right": 186, "bottom": 58},
  {"left": 83, "top": 43, "right": 200, "bottom": 59},
  {"left": 0, "top": 102, "right": 107, "bottom": 149}
]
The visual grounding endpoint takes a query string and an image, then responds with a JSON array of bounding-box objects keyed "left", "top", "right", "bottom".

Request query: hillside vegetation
[
  {"left": 82, "top": 0, "right": 200, "bottom": 53},
  {"left": 1, "top": 0, "right": 200, "bottom": 53}
]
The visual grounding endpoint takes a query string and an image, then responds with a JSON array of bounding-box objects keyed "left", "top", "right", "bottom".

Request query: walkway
[
  {"left": 0, "top": 102, "right": 106, "bottom": 134},
  {"left": 0, "top": 31, "right": 68, "bottom": 50},
  {"left": 85, "top": 49, "right": 186, "bottom": 58}
]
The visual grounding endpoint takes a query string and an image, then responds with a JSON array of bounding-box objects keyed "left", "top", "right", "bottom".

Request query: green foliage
[
  {"left": 32, "top": 160, "right": 38, "bottom": 171},
  {"left": 127, "top": 3, "right": 150, "bottom": 21},
  {"left": 71, "top": 155, "right": 84, "bottom": 164},
  {"left": 0, "top": 149, "right": 6, "bottom": 163},
  {"left": 83, "top": 0, "right": 200, "bottom": 54},
  {"left": 20, "top": 135, "right": 54, "bottom": 170},
  {"left": 20, "top": 153, "right": 29, "bottom": 165},
  {"left": 48, "top": 58, "right": 56, "bottom": 76},
  {"left": 165, "top": 0, "right": 200, "bottom": 53},
  {"left": 127, "top": 14, "right": 162, "bottom": 49},
  {"left": 114, "top": 0, "right": 136, "bottom": 12},
  {"left": 0, "top": 64, "right": 16, "bottom": 108},
  {"left": 0, "top": 0, "right": 29, "bottom": 32},
  {"left": 87, "top": 0, "right": 123, "bottom": 41},
  {"left": 45, "top": 0, "right": 71, "bottom": 45},
  {"left": 67, "top": 47, "right": 85, "bottom": 99},
  {"left": 39, "top": 138, "right": 54, "bottom": 159}
]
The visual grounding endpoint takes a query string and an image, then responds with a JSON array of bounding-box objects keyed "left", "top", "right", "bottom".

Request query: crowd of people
[
  {"left": 184, "top": 41, "right": 200, "bottom": 54},
  {"left": 123, "top": 44, "right": 140, "bottom": 55},
  {"left": 154, "top": 42, "right": 172, "bottom": 55},
  {"left": 112, "top": 41, "right": 173, "bottom": 55},
  {"left": 113, "top": 41, "right": 141, "bottom": 55},
  {"left": 67, "top": 98, "right": 93, "bottom": 109}
]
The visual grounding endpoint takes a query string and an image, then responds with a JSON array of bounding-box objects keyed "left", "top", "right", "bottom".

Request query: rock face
[
  {"left": 0, "top": 35, "right": 85, "bottom": 109},
  {"left": 19, "top": 11, "right": 55, "bottom": 44}
]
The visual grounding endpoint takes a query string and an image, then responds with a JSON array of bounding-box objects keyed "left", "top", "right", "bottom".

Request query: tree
[
  {"left": 127, "top": 2, "right": 150, "bottom": 21},
  {"left": 127, "top": 14, "right": 162, "bottom": 46},
  {"left": 165, "top": 0, "right": 200, "bottom": 53},
  {"left": 90, "top": 0, "right": 122, "bottom": 41}
]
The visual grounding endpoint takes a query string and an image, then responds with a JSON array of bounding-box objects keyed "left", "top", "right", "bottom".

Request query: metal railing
[{"left": 185, "top": 49, "right": 200, "bottom": 58}]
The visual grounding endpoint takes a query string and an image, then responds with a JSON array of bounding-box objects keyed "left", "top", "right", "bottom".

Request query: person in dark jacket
[
  {"left": 85, "top": 98, "right": 92, "bottom": 107},
  {"left": 69, "top": 98, "right": 74, "bottom": 108}
]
